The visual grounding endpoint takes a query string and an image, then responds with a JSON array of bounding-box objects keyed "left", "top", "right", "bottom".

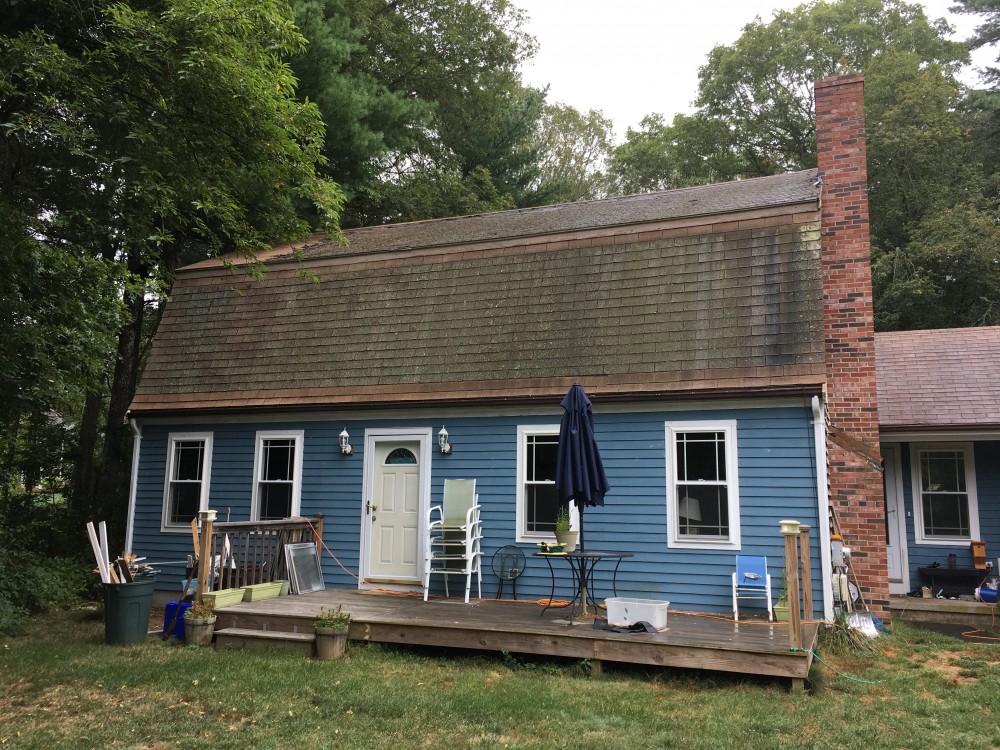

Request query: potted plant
[
  {"left": 184, "top": 600, "right": 217, "bottom": 646},
  {"left": 773, "top": 576, "right": 789, "bottom": 622},
  {"left": 314, "top": 605, "right": 351, "bottom": 660},
  {"left": 554, "top": 506, "right": 578, "bottom": 553}
]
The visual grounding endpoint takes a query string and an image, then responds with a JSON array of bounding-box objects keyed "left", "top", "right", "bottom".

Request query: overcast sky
[{"left": 515, "top": 0, "right": 994, "bottom": 139}]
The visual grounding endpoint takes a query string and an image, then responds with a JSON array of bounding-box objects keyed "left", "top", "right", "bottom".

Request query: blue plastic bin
[{"left": 162, "top": 601, "right": 193, "bottom": 640}]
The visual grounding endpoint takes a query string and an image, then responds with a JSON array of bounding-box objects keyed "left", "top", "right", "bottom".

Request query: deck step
[{"left": 214, "top": 627, "right": 315, "bottom": 655}]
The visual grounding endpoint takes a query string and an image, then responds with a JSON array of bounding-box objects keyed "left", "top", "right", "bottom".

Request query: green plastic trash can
[{"left": 102, "top": 577, "right": 156, "bottom": 645}]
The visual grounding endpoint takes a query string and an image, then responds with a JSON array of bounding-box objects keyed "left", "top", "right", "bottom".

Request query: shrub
[{"left": 0, "top": 548, "right": 92, "bottom": 635}]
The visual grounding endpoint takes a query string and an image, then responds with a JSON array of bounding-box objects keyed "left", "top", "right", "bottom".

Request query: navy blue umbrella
[{"left": 555, "top": 384, "right": 610, "bottom": 552}]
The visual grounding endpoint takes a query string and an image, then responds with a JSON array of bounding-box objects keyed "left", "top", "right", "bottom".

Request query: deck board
[{"left": 215, "top": 589, "right": 817, "bottom": 683}]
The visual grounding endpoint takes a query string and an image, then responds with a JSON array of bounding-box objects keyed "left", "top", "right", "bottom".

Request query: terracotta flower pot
[{"left": 314, "top": 627, "right": 348, "bottom": 660}]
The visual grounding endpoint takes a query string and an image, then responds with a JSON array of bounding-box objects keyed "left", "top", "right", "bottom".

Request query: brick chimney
[{"left": 815, "top": 73, "right": 887, "bottom": 618}]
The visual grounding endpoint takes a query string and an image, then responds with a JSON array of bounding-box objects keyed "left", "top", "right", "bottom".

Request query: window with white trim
[
  {"left": 515, "top": 425, "right": 577, "bottom": 541},
  {"left": 252, "top": 430, "right": 304, "bottom": 521},
  {"left": 911, "top": 444, "right": 979, "bottom": 544},
  {"left": 162, "top": 433, "right": 213, "bottom": 531},
  {"left": 666, "top": 421, "right": 741, "bottom": 549}
]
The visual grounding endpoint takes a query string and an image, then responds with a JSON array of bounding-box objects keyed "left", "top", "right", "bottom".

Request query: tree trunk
[
  {"left": 70, "top": 390, "right": 104, "bottom": 518},
  {"left": 94, "top": 260, "right": 147, "bottom": 548}
]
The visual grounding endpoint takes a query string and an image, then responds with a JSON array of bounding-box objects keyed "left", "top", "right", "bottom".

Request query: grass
[{"left": 2, "top": 607, "right": 1000, "bottom": 749}]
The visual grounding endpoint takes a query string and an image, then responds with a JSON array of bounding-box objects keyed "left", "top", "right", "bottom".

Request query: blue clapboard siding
[
  {"left": 899, "top": 440, "right": 1000, "bottom": 588},
  {"left": 131, "top": 402, "right": 824, "bottom": 614}
]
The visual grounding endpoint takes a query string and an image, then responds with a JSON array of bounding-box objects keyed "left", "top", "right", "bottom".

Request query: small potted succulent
[
  {"left": 314, "top": 605, "right": 351, "bottom": 660},
  {"left": 553, "top": 506, "right": 577, "bottom": 553},
  {"left": 184, "top": 600, "right": 217, "bottom": 646}
]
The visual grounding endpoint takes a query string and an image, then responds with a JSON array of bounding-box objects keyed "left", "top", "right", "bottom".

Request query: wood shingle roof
[{"left": 131, "top": 171, "right": 825, "bottom": 415}]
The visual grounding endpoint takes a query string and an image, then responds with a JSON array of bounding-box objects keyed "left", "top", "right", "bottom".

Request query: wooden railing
[{"left": 196, "top": 514, "right": 324, "bottom": 597}]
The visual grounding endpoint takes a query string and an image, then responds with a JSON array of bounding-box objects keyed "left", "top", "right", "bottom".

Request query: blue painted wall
[
  {"left": 132, "top": 402, "right": 824, "bottom": 615},
  {"left": 897, "top": 440, "right": 1000, "bottom": 590}
]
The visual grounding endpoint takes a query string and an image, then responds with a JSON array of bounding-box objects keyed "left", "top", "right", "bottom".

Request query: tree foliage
[
  {"left": 529, "top": 103, "right": 614, "bottom": 203},
  {"left": 693, "top": 0, "right": 967, "bottom": 177},
  {"left": 291, "top": 0, "right": 547, "bottom": 224},
  {"left": 1, "top": 0, "right": 342, "bottom": 545}
]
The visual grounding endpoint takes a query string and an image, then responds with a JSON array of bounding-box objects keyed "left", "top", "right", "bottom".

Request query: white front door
[
  {"left": 361, "top": 432, "right": 430, "bottom": 585},
  {"left": 883, "top": 445, "right": 909, "bottom": 594}
]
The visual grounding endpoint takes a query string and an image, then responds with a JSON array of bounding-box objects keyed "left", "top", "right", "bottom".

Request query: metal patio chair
[
  {"left": 732, "top": 554, "right": 774, "bottom": 621},
  {"left": 423, "top": 479, "right": 482, "bottom": 603}
]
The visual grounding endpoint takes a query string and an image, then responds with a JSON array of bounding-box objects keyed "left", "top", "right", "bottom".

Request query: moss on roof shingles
[{"left": 134, "top": 171, "right": 824, "bottom": 411}]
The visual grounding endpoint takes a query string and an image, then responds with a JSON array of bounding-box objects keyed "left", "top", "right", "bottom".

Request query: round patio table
[{"left": 536, "top": 550, "right": 633, "bottom": 621}]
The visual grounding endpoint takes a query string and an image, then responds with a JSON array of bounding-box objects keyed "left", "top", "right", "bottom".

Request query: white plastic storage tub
[{"left": 605, "top": 597, "right": 670, "bottom": 630}]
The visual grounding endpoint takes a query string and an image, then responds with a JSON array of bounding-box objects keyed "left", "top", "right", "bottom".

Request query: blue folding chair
[{"left": 732, "top": 555, "right": 774, "bottom": 621}]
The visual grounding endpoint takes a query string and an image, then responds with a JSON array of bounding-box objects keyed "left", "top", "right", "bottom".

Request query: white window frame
[
  {"left": 665, "top": 420, "right": 741, "bottom": 550},
  {"left": 161, "top": 432, "right": 213, "bottom": 533},
  {"left": 251, "top": 430, "right": 304, "bottom": 521},
  {"left": 910, "top": 443, "right": 979, "bottom": 545},
  {"left": 515, "top": 424, "right": 578, "bottom": 543}
]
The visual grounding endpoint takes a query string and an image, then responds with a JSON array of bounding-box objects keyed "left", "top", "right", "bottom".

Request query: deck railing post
[
  {"left": 196, "top": 510, "right": 216, "bottom": 600},
  {"left": 313, "top": 513, "right": 325, "bottom": 567},
  {"left": 798, "top": 525, "right": 812, "bottom": 621},
  {"left": 780, "top": 520, "right": 802, "bottom": 650}
]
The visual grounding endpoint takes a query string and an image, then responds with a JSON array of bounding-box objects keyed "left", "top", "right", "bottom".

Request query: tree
[
  {"left": 693, "top": 0, "right": 967, "bottom": 178},
  {"left": 1, "top": 0, "right": 342, "bottom": 544},
  {"left": 873, "top": 202, "right": 1000, "bottom": 329},
  {"left": 606, "top": 113, "right": 743, "bottom": 194},
  {"left": 607, "top": 1, "right": 969, "bottom": 196},
  {"left": 291, "top": 0, "right": 549, "bottom": 224},
  {"left": 530, "top": 103, "right": 614, "bottom": 203},
  {"left": 865, "top": 51, "right": 982, "bottom": 254}
]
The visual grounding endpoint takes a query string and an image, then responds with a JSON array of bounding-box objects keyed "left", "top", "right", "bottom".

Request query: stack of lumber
[{"left": 86, "top": 521, "right": 155, "bottom": 583}]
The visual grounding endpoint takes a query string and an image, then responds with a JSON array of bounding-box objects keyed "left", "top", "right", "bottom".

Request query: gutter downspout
[
  {"left": 124, "top": 417, "right": 142, "bottom": 553},
  {"left": 813, "top": 396, "right": 834, "bottom": 621}
]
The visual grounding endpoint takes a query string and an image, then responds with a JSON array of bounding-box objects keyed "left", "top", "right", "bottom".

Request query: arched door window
[{"left": 385, "top": 447, "right": 417, "bottom": 465}]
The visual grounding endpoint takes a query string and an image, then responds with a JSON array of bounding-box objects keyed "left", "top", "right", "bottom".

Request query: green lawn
[{"left": 2, "top": 607, "right": 999, "bottom": 749}]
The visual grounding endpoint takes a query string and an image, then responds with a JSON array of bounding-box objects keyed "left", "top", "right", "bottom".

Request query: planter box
[
  {"left": 202, "top": 588, "right": 246, "bottom": 608},
  {"left": 242, "top": 582, "right": 283, "bottom": 602},
  {"left": 606, "top": 597, "right": 669, "bottom": 631}
]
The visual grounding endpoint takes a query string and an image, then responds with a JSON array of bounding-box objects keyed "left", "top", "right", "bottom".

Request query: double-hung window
[
  {"left": 252, "top": 430, "right": 304, "bottom": 521},
  {"left": 911, "top": 444, "right": 979, "bottom": 544},
  {"left": 515, "top": 425, "right": 577, "bottom": 541},
  {"left": 666, "top": 420, "right": 740, "bottom": 549},
  {"left": 162, "top": 433, "right": 213, "bottom": 531}
]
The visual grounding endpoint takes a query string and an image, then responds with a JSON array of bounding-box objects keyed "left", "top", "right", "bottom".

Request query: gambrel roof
[{"left": 131, "top": 170, "right": 825, "bottom": 415}]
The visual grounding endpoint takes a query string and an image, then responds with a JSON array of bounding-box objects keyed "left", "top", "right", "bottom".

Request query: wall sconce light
[
  {"left": 339, "top": 428, "right": 353, "bottom": 455},
  {"left": 438, "top": 426, "right": 452, "bottom": 454}
]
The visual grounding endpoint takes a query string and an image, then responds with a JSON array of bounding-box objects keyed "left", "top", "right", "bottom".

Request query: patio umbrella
[{"left": 555, "top": 383, "right": 610, "bottom": 552}]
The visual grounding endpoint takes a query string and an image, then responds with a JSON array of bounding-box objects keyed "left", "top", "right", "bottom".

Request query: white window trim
[
  {"left": 910, "top": 443, "right": 979, "bottom": 545},
  {"left": 251, "top": 430, "right": 304, "bottom": 521},
  {"left": 665, "top": 420, "right": 741, "bottom": 550},
  {"left": 160, "top": 432, "right": 213, "bottom": 533},
  {"left": 515, "top": 424, "right": 578, "bottom": 543}
]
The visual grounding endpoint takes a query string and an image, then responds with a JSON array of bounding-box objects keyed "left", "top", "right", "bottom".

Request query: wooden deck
[{"left": 214, "top": 589, "right": 817, "bottom": 687}]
